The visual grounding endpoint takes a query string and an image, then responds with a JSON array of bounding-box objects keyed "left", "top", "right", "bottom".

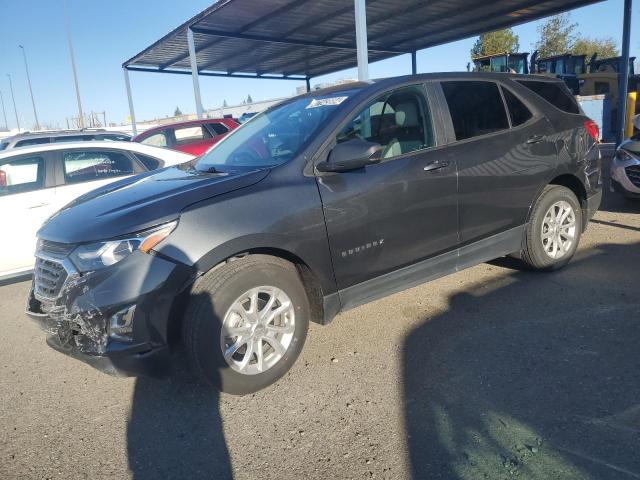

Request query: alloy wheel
[{"left": 220, "top": 286, "right": 295, "bottom": 375}]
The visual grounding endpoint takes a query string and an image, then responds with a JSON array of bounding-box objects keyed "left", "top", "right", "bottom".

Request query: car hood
[{"left": 38, "top": 165, "right": 270, "bottom": 244}]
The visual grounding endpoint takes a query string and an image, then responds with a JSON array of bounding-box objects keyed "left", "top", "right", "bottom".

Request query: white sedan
[{"left": 0, "top": 141, "right": 194, "bottom": 280}]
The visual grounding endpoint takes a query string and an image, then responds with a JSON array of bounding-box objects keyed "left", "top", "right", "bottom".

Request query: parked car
[
  {"left": 610, "top": 114, "right": 640, "bottom": 199},
  {"left": 0, "top": 142, "right": 193, "bottom": 280},
  {"left": 0, "top": 129, "right": 131, "bottom": 151},
  {"left": 27, "top": 73, "right": 601, "bottom": 394},
  {"left": 132, "top": 118, "right": 239, "bottom": 156}
]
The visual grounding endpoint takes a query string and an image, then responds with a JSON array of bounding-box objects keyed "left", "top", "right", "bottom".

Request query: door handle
[
  {"left": 423, "top": 161, "right": 449, "bottom": 172},
  {"left": 28, "top": 203, "right": 50, "bottom": 209},
  {"left": 526, "top": 134, "right": 544, "bottom": 144}
]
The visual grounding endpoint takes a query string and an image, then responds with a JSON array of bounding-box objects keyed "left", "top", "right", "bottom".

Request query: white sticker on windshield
[{"left": 306, "top": 96, "right": 348, "bottom": 109}]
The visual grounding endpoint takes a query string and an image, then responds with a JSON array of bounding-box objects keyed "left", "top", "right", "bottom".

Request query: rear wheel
[
  {"left": 521, "top": 185, "right": 582, "bottom": 270},
  {"left": 183, "top": 255, "right": 310, "bottom": 395}
]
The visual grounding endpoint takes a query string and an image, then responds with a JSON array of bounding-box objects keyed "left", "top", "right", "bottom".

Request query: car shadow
[
  {"left": 126, "top": 292, "right": 233, "bottom": 480},
  {"left": 402, "top": 241, "right": 640, "bottom": 479}
]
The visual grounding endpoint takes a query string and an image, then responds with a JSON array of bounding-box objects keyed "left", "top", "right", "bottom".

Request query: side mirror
[{"left": 316, "top": 138, "right": 383, "bottom": 173}]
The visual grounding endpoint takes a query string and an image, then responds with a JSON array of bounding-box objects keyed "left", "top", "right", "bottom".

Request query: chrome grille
[
  {"left": 33, "top": 257, "right": 68, "bottom": 301},
  {"left": 625, "top": 165, "right": 640, "bottom": 188},
  {"left": 38, "top": 239, "right": 75, "bottom": 257}
]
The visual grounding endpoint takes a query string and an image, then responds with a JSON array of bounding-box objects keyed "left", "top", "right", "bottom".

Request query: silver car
[{"left": 610, "top": 114, "right": 640, "bottom": 199}]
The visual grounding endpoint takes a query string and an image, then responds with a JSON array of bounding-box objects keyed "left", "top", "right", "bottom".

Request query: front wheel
[
  {"left": 520, "top": 185, "right": 582, "bottom": 270},
  {"left": 183, "top": 255, "right": 310, "bottom": 395}
]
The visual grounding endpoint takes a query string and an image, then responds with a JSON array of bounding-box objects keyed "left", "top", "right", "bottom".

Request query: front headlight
[{"left": 69, "top": 221, "right": 177, "bottom": 273}]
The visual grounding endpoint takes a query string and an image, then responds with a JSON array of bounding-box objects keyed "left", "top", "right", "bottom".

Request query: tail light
[
  {"left": 584, "top": 119, "right": 600, "bottom": 143},
  {"left": 0, "top": 170, "right": 6, "bottom": 187}
]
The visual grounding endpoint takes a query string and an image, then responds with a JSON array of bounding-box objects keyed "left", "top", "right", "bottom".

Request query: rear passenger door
[{"left": 438, "top": 80, "right": 557, "bottom": 247}]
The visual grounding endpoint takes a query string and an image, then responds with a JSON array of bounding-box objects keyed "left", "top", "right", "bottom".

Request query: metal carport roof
[
  {"left": 121, "top": 0, "right": 635, "bottom": 143},
  {"left": 123, "top": 0, "right": 605, "bottom": 80}
]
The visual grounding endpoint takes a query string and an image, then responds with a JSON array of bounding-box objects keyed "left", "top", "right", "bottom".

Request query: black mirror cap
[{"left": 316, "top": 138, "right": 383, "bottom": 173}]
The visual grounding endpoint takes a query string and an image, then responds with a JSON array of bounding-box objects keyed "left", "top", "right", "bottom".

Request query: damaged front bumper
[{"left": 26, "top": 248, "right": 195, "bottom": 377}]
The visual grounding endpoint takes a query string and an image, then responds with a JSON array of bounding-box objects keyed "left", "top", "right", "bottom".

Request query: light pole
[
  {"left": 18, "top": 45, "right": 40, "bottom": 131},
  {"left": 6, "top": 74, "right": 20, "bottom": 131},
  {"left": 64, "top": 0, "right": 84, "bottom": 128},
  {"left": 0, "top": 90, "right": 8, "bottom": 130}
]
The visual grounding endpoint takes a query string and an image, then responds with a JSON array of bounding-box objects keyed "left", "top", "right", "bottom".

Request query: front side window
[
  {"left": 502, "top": 88, "right": 533, "bottom": 127},
  {"left": 174, "top": 126, "right": 212, "bottom": 145},
  {"left": 0, "top": 155, "right": 45, "bottom": 196},
  {"left": 63, "top": 150, "right": 134, "bottom": 184},
  {"left": 516, "top": 80, "right": 580, "bottom": 114},
  {"left": 337, "top": 86, "right": 434, "bottom": 159},
  {"left": 442, "top": 81, "right": 509, "bottom": 141},
  {"left": 196, "top": 88, "right": 362, "bottom": 171},
  {"left": 140, "top": 132, "right": 168, "bottom": 147}
]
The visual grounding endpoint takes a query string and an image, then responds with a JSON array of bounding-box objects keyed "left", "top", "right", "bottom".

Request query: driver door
[{"left": 316, "top": 84, "right": 458, "bottom": 297}]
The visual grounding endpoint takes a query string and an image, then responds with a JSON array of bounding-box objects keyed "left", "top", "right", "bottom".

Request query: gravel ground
[{"left": 1, "top": 182, "right": 639, "bottom": 480}]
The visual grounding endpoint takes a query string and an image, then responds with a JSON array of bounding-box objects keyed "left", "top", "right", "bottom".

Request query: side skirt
[{"left": 334, "top": 225, "right": 525, "bottom": 314}]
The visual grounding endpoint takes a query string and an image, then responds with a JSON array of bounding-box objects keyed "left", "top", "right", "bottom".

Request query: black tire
[
  {"left": 183, "top": 255, "right": 310, "bottom": 395},
  {"left": 521, "top": 185, "right": 582, "bottom": 271}
]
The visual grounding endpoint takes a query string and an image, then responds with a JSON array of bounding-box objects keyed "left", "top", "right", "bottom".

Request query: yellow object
[{"left": 626, "top": 92, "right": 637, "bottom": 139}]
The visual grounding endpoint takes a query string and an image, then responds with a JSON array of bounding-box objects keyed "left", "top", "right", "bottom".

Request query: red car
[{"left": 132, "top": 118, "right": 239, "bottom": 156}]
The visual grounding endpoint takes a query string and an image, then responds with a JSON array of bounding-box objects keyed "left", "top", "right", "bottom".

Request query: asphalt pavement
[{"left": 1, "top": 186, "right": 639, "bottom": 480}]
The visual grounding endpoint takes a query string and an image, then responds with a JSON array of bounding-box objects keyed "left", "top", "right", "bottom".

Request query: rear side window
[
  {"left": 208, "top": 123, "right": 229, "bottom": 135},
  {"left": 0, "top": 142, "right": 7, "bottom": 151},
  {"left": 516, "top": 80, "right": 580, "bottom": 114},
  {"left": 63, "top": 150, "right": 135, "bottom": 184},
  {"left": 54, "top": 135, "right": 93, "bottom": 143},
  {"left": 140, "top": 132, "right": 168, "bottom": 147},
  {"left": 15, "top": 137, "right": 50, "bottom": 148},
  {"left": 135, "top": 153, "right": 161, "bottom": 170},
  {"left": 502, "top": 88, "right": 533, "bottom": 127},
  {"left": 0, "top": 155, "right": 45, "bottom": 196},
  {"left": 173, "top": 126, "right": 212, "bottom": 145},
  {"left": 441, "top": 81, "right": 509, "bottom": 141}
]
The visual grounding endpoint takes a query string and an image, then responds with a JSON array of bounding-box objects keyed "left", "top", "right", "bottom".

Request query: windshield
[{"left": 195, "top": 89, "right": 360, "bottom": 171}]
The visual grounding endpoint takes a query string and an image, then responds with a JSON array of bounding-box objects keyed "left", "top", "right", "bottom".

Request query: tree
[
  {"left": 223, "top": 99, "right": 228, "bottom": 108},
  {"left": 246, "top": 94, "right": 253, "bottom": 103},
  {"left": 534, "top": 14, "right": 577, "bottom": 58},
  {"left": 174, "top": 106, "right": 182, "bottom": 116},
  {"left": 470, "top": 28, "right": 520, "bottom": 59},
  {"left": 572, "top": 36, "right": 619, "bottom": 61}
]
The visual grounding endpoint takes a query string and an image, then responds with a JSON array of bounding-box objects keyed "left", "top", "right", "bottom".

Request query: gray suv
[{"left": 27, "top": 73, "right": 602, "bottom": 394}]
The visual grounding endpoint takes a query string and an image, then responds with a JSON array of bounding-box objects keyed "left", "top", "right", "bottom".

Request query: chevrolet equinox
[{"left": 27, "top": 73, "right": 602, "bottom": 394}]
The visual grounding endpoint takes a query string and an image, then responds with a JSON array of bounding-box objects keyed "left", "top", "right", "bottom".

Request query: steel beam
[
  {"left": 123, "top": 68, "right": 137, "bottom": 136},
  {"left": 354, "top": 0, "right": 369, "bottom": 81},
  {"left": 617, "top": 0, "right": 633, "bottom": 144},
  {"left": 187, "top": 28, "right": 204, "bottom": 119},
  {"left": 125, "top": 66, "right": 306, "bottom": 81}
]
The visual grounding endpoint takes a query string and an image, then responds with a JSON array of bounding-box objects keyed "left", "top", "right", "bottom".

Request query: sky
[{"left": 0, "top": 0, "right": 638, "bottom": 129}]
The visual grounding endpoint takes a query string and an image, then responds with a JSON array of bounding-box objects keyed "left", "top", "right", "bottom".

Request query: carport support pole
[
  {"left": 306, "top": 78, "right": 311, "bottom": 93},
  {"left": 123, "top": 67, "right": 137, "bottom": 136},
  {"left": 616, "top": 0, "right": 632, "bottom": 145},
  {"left": 354, "top": 0, "right": 369, "bottom": 81},
  {"left": 187, "top": 28, "right": 204, "bottom": 119},
  {"left": 411, "top": 51, "right": 417, "bottom": 75}
]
